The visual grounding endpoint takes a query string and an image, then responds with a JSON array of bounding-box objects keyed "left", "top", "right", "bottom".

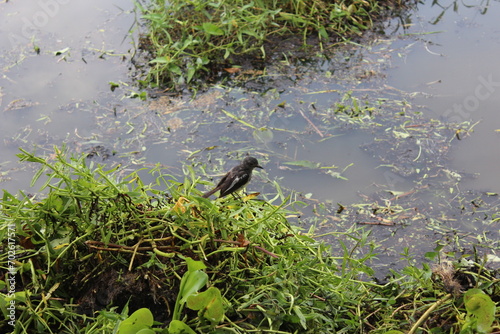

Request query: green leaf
[
  {"left": 186, "top": 257, "right": 206, "bottom": 272},
  {"left": 464, "top": 289, "right": 496, "bottom": 334},
  {"left": 424, "top": 251, "right": 438, "bottom": 261},
  {"left": 202, "top": 22, "right": 224, "bottom": 36},
  {"left": 31, "top": 166, "right": 46, "bottom": 187},
  {"left": 179, "top": 258, "right": 208, "bottom": 304},
  {"left": 318, "top": 26, "right": 328, "bottom": 39},
  {"left": 168, "top": 64, "right": 182, "bottom": 75},
  {"left": 292, "top": 305, "right": 307, "bottom": 330},
  {"left": 283, "top": 160, "right": 321, "bottom": 169},
  {"left": 168, "top": 320, "right": 196, "bottom": 334},
  {"left": 17, "top": 149, "right": 45, "bottom": 164},
  {"left": 186, "top": 66, "right": 196, "bottom": 83},
  {"left": 50, "top": 194, "right": 64, "bottom": 212},
  {"left": 117, "top": 308, "right": 154, "bottom": 334},
  {"left": 150, "top": 56, "right": 170, "bottom": 64},
  {"left": 186, "top": 287, "right": 224, "bottom": 323},
  {"left": 324, "top": 170, "right": 347, "bottom": 180},
  {"left": 179, "top": 270, "right": 208, "bottom": 304},
  {"left": 136, "top": 329, "right": 155, "bottom": 334}
]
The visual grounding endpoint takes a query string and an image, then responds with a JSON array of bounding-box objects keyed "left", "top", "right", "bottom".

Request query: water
[
  {"left": 0, "top": 0, "right": 137, "bottom": 192},
  {"left": 389, "top": 0, "right": 500, "bottom": 192},
  {"left": 1, "top": 0, "right": 498, "bottom": 269}
]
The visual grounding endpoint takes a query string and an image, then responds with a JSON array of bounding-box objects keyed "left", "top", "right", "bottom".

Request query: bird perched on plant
[{"left": 202, "top": 156, "right": 263, "bottom": 198}]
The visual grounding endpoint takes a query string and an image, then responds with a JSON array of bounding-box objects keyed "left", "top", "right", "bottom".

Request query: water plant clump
[
  {"left": 135, "top": 0, "right": 386, "bottom": 89},
  {"left": 0, "top": 148, "right": 498, "bottom": 333}
]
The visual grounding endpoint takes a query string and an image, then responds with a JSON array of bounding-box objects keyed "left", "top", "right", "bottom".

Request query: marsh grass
[
  {"left": 0, "top": 148, "right": 498, "bottom": 333},
  {"left": 135, "top": 0, "right": 382, "bottom": 89}
]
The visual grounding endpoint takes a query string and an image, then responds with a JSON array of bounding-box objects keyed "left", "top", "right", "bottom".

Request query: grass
[
  {"left": 0, "top": 147, "right": 498, "bottom": 333},
  {"left": 135, "top": 0, "right": 384, "bottom": 90}
]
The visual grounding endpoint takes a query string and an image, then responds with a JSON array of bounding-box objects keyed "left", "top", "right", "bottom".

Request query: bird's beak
[{"left": 257, "top": 165, "right": 263, "bottom": 169}]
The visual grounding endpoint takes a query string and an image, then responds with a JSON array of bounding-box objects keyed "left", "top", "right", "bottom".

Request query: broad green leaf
[
  {"left": 168, "top": 320, "right": 196, "bottom": 334},
  {"left": 117, "top": 308, "right": 154, "bottom": 334},
  {"left": 186, "top": 287, "right": 224, "bottom": 323},
  {"left": 179, "top": 270, "right": 208, "bottom": 304},
  {"left": 179, "top": 259, "right": 208, "bottom": 304},
  {"left": 464, "top": 289, "right": 495, "bottom": 333},
  {"left": 186, "top": 257, "right": 206, "bottom": 272},
  {"left": 136, "top": 329, "right": 155, "bottom": 334}
]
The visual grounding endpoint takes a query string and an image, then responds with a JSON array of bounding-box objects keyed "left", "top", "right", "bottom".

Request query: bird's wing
[
  {"left": 215, "top": 172, "right": 230, "bottom": 187},
  {"left": 219, "top": 172, "right": 249, "bottom": 197}
]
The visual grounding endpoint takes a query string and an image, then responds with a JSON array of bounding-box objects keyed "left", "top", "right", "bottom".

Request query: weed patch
[
  {"left": 135, "top": 0, "right": 387, "bottom": 90},
  {"left": 0, "top": 148, "right": 498, "bottom": 333}
]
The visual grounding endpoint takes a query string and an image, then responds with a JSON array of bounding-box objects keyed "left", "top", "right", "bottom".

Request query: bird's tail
[{"left": 202, "top": 188, "right": 218, "bottom": 198}]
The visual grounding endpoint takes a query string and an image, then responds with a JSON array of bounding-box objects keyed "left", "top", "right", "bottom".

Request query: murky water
[
  {"left": 1, "top": 1, "right": 498, "bottom": 268},
  {"left": 388, "top": 0, "right": 500, "bottom": 193},
  {"left": 0, "top": 0, "right": 138, "bottom": 191}
]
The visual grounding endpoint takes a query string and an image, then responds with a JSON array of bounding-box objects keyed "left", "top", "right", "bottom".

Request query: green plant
[
  {"left": 117, "top": 308, "right": 154, "bottom": 334},
  {"left": 136, "top": 0, "right": 380, "bottom": 89},
  {"left": 169, "top": 257, "right": 224, "bottom": 332},
  {"left": 461, "top": 288, "right": 496, "bottom": 334},
  {"left": 1, "top": 147, "right": 498, "bottom": 333}
]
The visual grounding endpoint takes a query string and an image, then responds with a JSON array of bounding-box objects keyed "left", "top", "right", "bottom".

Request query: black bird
[{"left": 202, "top": 156, "right": 263, "bottom": 198}]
